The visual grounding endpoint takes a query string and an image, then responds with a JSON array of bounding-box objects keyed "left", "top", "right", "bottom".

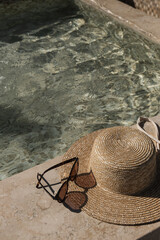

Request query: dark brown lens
[
  {"left": 70, "top": 160, "right": 79, "bottom": 181},
  {"left": 64, "top": 191, "right": 87, "bottom": 211},
  {"left": 75, "top": 171, "right": 96, "bottom": 189},
  {"left": 57, "top": 181, "right": 68, "bottom": 202}
]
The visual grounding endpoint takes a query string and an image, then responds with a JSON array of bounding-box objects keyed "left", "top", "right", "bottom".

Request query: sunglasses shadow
[
  {"left": 63, "top": 191, "right": 88, "bottom": 213},
  {"left": 37, "top": 180, "right": 62, "bottom": 189}
]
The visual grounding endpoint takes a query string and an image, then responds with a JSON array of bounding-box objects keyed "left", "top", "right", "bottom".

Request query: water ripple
[{"left": 0, "top": 2, "right": 160, "bottom": 179}]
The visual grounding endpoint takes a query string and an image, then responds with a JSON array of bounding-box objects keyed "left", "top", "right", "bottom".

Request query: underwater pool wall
[{"left": 0, "top": 0, "right": 72, "bottom": 18}]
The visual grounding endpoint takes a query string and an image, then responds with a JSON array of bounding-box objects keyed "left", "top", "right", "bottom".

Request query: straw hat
[{"left": 61, "top": 120, "right": 160, "bottom": 225}]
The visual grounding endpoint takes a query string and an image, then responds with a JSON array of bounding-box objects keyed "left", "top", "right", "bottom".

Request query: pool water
[{"left": 0, "top": 1, "right": 160, "bottom": 180}]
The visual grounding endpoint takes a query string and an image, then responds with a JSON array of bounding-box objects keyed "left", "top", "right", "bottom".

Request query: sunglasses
[{"left": 36, "top": 157, "right": 96, "bottom": 205}]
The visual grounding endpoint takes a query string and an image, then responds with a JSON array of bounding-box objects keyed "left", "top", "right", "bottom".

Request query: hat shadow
[
  {"left": 137, "top": 227, "right": 160, "bottom": 240},
  {"left": 133, "top": 158, "right": 160, "bottom": 200}
]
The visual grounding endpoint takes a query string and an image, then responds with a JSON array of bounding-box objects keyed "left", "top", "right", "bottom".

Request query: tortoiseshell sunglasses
[{"left": 36, "top": 157, "right": 96, "bottom": 203}]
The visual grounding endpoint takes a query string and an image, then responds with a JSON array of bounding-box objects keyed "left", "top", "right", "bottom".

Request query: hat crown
[{"left": 90, "top": 126, "right": 156, "bottom": 195}]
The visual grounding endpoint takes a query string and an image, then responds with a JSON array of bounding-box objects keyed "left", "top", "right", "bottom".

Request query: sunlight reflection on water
[{"left": 0, "top": 1, "right": 160, "bottom": 179}]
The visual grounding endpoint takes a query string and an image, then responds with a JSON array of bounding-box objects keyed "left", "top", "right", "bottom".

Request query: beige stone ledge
[
  {"left": 1, "top": 115, "right": 160, "bottom": 240},
  {"left": 77, "top": 0, "right": 160, "bottom": 45}
]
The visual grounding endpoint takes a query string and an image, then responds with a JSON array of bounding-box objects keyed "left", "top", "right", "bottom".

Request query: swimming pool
[{"left": 0, "top": 0, "right": 160, "bottom": 180}]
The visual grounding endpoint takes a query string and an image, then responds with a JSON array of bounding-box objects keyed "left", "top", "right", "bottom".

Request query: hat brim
[{"left": 61, "top": 129, "right": 160, "bottom": 225}]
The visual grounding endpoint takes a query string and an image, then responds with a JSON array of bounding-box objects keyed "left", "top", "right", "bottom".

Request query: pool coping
[
  {"left": 1, "top": 115, "right": 160, "bottom": 240},
  {"left": 77, "top": 0, "right": 160, "bottom": 45}
]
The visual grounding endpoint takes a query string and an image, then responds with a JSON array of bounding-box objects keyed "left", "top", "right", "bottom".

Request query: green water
[{"left": 0, "top": 1, "right": 160, "bottom": 180}]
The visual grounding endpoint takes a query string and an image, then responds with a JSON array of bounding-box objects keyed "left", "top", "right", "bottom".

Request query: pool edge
[{"left": 76, "top": 0, "right": 160, "bottom": 45}]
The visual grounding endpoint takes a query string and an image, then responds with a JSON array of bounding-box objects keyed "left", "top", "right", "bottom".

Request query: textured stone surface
[{"left": 1, "top": 116, "right": 160, "bottom": 240}]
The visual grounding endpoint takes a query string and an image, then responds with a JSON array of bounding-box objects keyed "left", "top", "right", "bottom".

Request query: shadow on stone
[
  {"left": 137, "top": 227, "right": 160, "bottom": 240},
  {"left": 119, "top": 0, "right": 135, "bottom": 8}
]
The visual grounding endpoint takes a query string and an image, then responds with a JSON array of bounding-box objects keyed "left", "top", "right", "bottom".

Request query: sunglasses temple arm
[
  {"left": 37, "top": 174, "right": 56, "bottom": 197},
  {"left": 42, "top": 157, "right": 78, "bottom": 176},
  {"left": 36, "top": 157, "right": 78, "bottom": 187}
]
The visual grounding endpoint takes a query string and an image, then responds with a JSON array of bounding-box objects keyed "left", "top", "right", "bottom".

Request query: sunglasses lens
[
  {"left": 64, "top": 191, "right": 87, "bottom": 212},
  {"left": 75, "top": 171, "right": 96, "bottom": 189},
  {"left": 70, "top": 159, "right": 79, "bottom": 181},
  {"left": 57, "top": 181, "right": 68, "bottom": 202}
]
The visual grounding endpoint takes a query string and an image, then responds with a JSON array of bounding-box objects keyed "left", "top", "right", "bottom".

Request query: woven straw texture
[
  {"left": 61, "top": 126, "right": 160, "bottom": 225},
  {"left": 133, "top": 0, "right": 160, "bottom": 18}
]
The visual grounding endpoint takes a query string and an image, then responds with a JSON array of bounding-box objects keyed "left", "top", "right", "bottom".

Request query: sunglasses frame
[{"left": 36, "top": 157, "right": 79, "bottom": 202}]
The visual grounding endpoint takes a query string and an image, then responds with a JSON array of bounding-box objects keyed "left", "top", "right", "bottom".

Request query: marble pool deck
[{"left": 1, "top": 115, "right": 160, "bottom": 240}]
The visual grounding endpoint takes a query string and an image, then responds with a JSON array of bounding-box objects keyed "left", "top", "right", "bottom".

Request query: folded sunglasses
[{"left": 36, "top": 157, "right": 96, "bottom": 211}]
